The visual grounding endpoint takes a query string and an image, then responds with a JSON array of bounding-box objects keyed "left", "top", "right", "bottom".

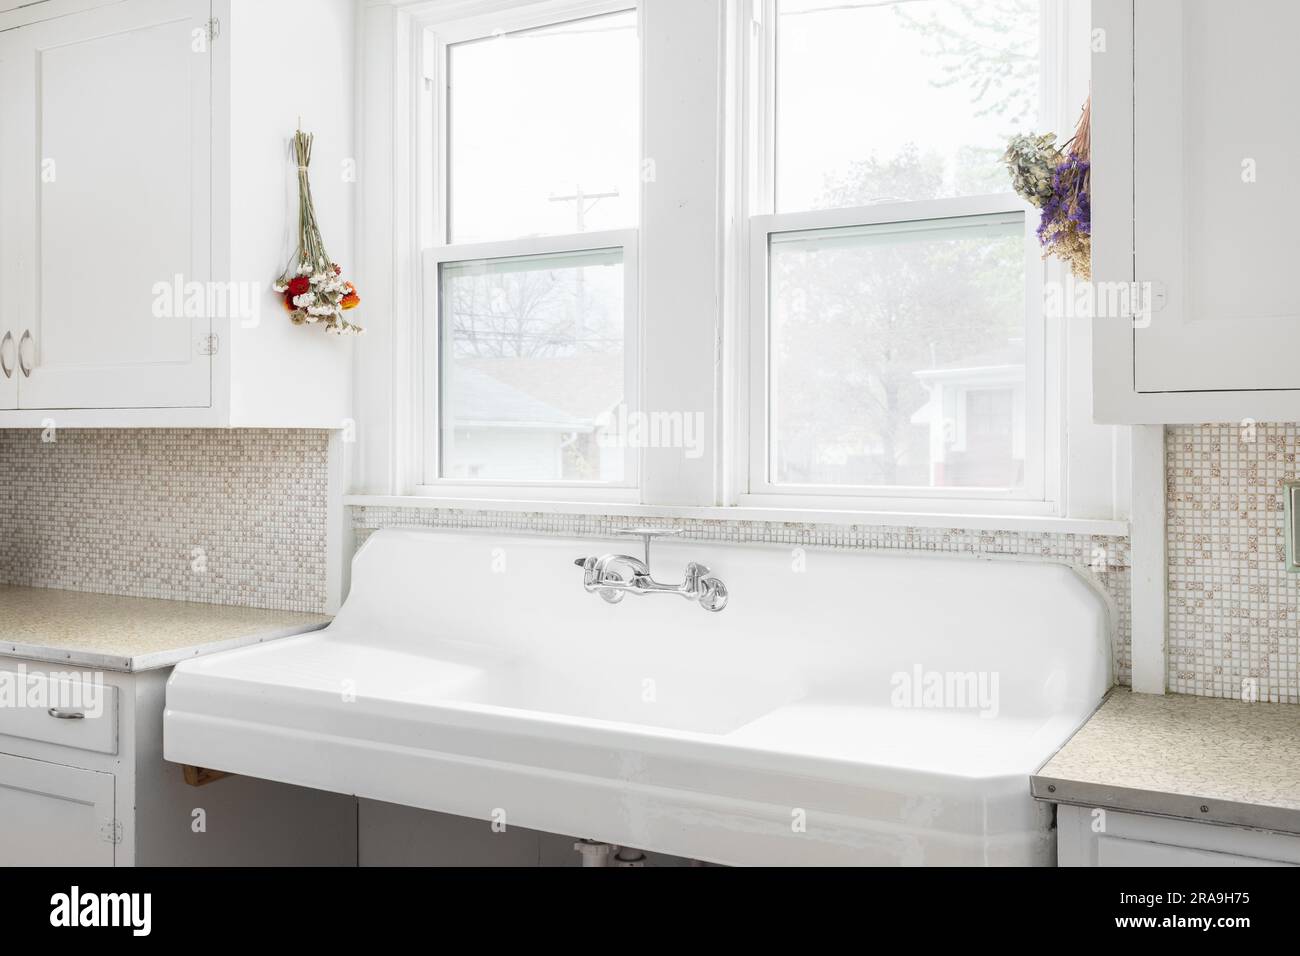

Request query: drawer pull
[{"left": 47, "top": 708, "right": 86, "bottom": 720}]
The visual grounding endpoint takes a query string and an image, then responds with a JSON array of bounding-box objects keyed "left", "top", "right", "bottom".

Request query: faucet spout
[{"left": 593, "top": 553, "right": 650, "bottom": 581}]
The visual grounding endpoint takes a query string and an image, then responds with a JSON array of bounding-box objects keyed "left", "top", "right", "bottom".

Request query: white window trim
[{"left": 352, "top": 0, "right": 1129, "bottom": 530}]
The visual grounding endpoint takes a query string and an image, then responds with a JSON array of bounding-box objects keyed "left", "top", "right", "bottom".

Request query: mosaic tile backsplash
[
  {"left": 1166, "top": 423, "right": 1300, "bottom": 704},
  {"left": 0, "top": 429, "right": 330, "bottom": 613},
  {"left": 351, "top": 505, "right": 1134, "bottom": 685}
]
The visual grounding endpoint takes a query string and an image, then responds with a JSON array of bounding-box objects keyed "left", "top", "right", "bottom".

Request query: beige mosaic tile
[
  {"left": 1167, "top": 423, "right": 1300, "bottom": 703},
  {"left": 0, "top": 429, "right": 329, "bottom": 613}
]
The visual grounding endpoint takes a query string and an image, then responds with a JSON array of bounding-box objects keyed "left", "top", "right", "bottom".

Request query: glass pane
[
  {"left": 774, "top": 0, "right": 1041, "bottom": 212},
  {"left": 448, "top": 10, "right": 639, "bottom": 243},
  {"left": 440, "top": 249, "right": 625, "bottom": 481},
  {"left": 769, "top": 214, "right": 1026, "bottom": 490}
]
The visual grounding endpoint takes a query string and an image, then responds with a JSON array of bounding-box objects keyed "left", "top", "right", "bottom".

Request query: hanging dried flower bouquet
[
  {"left": 274, "top": 129, "right": 363, "bottom": 335},
  {"left": 1002, "top": 98, "right": 1091, "bottom": 279}
]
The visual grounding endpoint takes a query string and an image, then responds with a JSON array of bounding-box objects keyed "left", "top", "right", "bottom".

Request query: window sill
[{"left": 343, "top": 494, "right": 1129, "bottom": 537}]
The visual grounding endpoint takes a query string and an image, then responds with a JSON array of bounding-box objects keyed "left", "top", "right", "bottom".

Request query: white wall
[{"left": 224, "top": 0, "right": 355, "bottom": 428}]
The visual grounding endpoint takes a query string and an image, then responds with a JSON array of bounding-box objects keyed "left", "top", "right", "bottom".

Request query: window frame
[
  {"left": 734, "top": 0, "right": 1061, "bottom": 515},
  {"left": 414, "top": 0, "right": 643, "bottom": 501},
  {"left": 354, "top": 0, "right": 1121, "bottom": 527}
]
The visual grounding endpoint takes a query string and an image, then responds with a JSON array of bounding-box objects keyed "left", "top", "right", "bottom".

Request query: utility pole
[
  {"left": 548, "top": 184, "right": 620, "bottom": 232},
  {"left": 548, "top": 185, "right": 619, "bottom": 342}
]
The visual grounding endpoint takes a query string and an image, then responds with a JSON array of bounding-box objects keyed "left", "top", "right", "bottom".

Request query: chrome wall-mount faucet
[{"left": 574, "top": 528, "right": 729, "bottom": 612}]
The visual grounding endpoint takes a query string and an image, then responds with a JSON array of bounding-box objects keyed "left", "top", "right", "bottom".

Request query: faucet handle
[
  {"left": 683, "top": 561, "right": 710, "bottom": 588},
  {"left": 697, "top": 577, "right": 728, "bottom": 613}
]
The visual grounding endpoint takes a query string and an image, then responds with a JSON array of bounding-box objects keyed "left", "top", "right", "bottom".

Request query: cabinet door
[
  {"left": 1133, "top": 0, "right": 1300, "bottom": 392},
  {"left": 0, "top": 34, "right": 20, "bottom": 409},
  {"left": 3, "top": 0, "right": 211, "bottom": 410},
  {"left": 0, "top": 753, "right": 115, "bottom": 866}
]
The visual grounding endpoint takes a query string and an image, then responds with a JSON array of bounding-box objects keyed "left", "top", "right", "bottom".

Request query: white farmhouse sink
[{"left": 165, "top": 528, "right": 1110, "bottom": 866}]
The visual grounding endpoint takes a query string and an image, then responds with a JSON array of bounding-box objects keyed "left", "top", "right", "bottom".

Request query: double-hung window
[
  {"left": 420, "top": 3, "right": 640, "bottom": 497},
  {"left": 742, "top": 0, "right": 1057, "bottom": 512},
  {"left": 397, "top": 0, "right": 1094, "bottom": 518}
]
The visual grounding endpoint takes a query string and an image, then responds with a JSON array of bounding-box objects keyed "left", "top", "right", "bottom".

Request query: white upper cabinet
[
  {"left": 0, "top": 36, "right": 20, "bottom": 411},
  {"left": 1093, "top": 0, "right": 1300, "bottom": 423},
  {"left": 3, "top": 0, "right": 211, "bottom": 411},
  {"left": 0, "top": 0, "right": 355, "bottom": 427}
]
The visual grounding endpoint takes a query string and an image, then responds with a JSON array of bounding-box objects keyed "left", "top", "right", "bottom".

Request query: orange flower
[{"left": 341, "top": 283, "right": 360, "bottom": 310}]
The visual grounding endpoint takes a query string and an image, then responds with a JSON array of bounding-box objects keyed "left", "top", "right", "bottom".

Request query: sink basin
[
  {"left": 453, "top": 659, "right": 797, "bottom": 735},
  {"left": 165, "top": 528, "right": 1111, "bottom": 865},
  {"left": 181, "top": 632, "right": 798, "bottom": 736}
]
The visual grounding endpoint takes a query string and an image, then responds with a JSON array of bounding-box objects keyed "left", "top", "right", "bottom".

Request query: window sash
[
  {"left": 417, "top": 0, "right": 641, "bottom": 498},
  {"left": 745, "top": 195, "right": 1049, "bottom": 503},
  {"left": 441, "top": 6, "right": 640, "bottom": 245},
  {"left": 424, "top": 0, "right": 639, "bottom": 251},
  {"left": 737, "top": 0, "right": 1061, "bottom": 511},
  {"left": 419, "top": 229, "right": 641, "bottom": 493}
]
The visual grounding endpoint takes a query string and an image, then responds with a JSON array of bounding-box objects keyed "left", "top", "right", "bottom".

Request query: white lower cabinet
[
  {"left": 0, "top": 661, "right": 356, "bottom": 867},
  {"left": 0, "top": 753, "right": 115, "bottom": 866},
  {"left": 1057, "top": 805, "right": 1300, "bottom": 867}
]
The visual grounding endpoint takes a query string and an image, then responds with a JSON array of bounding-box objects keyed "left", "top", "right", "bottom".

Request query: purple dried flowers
[
  {"left": 1003, "top": 99, "right": 1092, "bottom": 278},
  {"left": 1035, "top": 154, "right": 1091, "bottom": 278}
]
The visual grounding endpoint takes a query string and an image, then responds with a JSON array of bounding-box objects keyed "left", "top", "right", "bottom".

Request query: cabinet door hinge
[
  {"left": 207, "top": 17, "right": 220, "bottom": 41},
  {"left": 1128, "top": 280, "right": 1167, "bottom": 329},
  {"left": 1127, "top": 281, "right": 1145, "bottom": 325},
  {"left": 100, "top": 821, "right": 123, "bottom": 845},
  {"left": 198, "top": 333, "right": 220, "bottom": 356}
]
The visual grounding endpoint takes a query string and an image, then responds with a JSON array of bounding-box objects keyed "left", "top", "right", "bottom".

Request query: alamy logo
[
  {"left": 50, "top": 887, "right": 151, "bottom": 936},
  {"left": 0, "top": 665, "right": 105, "bottom": 719},
  {"left": 151, "top": 274, "right": 262, "bottom": 328},
  {"left": 595, "top": 404, "right": 705, "bottom": 460},
  {"left": 889, "top": 665, "right": 1000, "bottom": 718},
  {"left": 1042, "top": 276, "right": 1158, "bottom": 328}
]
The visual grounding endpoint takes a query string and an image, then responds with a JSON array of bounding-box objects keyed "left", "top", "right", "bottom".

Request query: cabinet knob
[
  {"left": 0, "top": 331, "right": 12, "bottom": 379},
  {"left": 47, "top": 708, "right": 86, "bottom": 720}
]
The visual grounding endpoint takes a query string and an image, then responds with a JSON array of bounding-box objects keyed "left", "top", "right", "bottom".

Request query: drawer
[
  {"left": 0, "top": 668, "right": 118, "bottom": 755},
  {"left": 1058, "top": 805, "right": 1300, "bottom": 866},
  {"left": 1097, "top": 834, "right": 1294, "bottom": 867}
]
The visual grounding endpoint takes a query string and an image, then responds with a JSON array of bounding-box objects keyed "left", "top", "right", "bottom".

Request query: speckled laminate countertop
[
  {"left": 0, "top": 585, "right": 331, "bottom": 672},
  {"left": 1031, "top": 689, "right": 1300, "bottom": 834}
]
